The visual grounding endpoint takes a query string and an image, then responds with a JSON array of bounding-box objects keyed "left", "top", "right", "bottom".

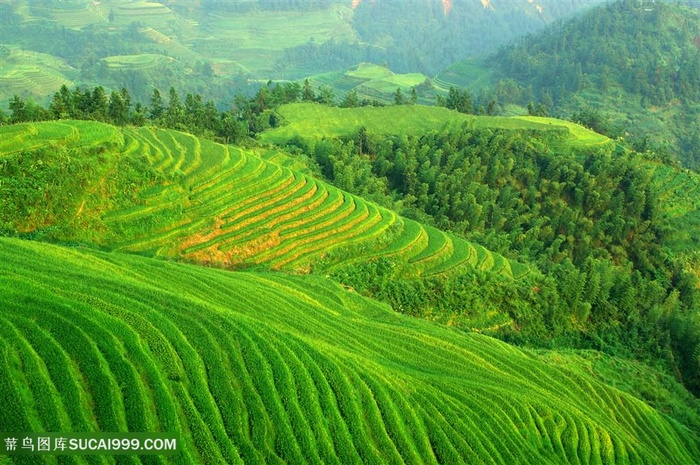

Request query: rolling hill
[{"left": 1, "top": 236, "right": 699, "bottom": 464}]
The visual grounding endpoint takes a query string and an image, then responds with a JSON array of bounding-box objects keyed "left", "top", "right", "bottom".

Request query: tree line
[{"left": 1, "top": 79, "right": 506, "bottom": 142}]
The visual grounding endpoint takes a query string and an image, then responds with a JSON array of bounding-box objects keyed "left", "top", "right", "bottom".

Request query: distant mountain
[{"left": 0, "top": 0, "right": 607, "bottom": 105}]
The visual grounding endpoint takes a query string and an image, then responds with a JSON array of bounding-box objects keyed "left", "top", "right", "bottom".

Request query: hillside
[
  {"left": 440, "top": 0, "right": 700, "bottom": 169},
  {"left": 2, "top": 236, "right": 699, "bottom": 464},
  {"left": 0, "top": 119, "right": 522, "bottom": 280}
]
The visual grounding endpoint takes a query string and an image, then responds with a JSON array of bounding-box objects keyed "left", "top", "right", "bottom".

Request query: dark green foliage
[
  {"left": 485, "top": 0, "right": 700, "bottom": 168},
  {"left": 438, "top": 86, "right": 474, "bottom": 114},
  {"left": 9, "top": 95, "right": 28, "bottom": 123},
  {"left": 393, "top": 87, "right": 405, "bottom": 106}
]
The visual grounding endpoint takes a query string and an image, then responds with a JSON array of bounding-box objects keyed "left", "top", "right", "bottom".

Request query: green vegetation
[
  {"left": 435, "top": 57, "right": 495, "bottom": 92},
  {"left": 263, "top": 102, "right": 606, "bottom": 148},
  {"left": 0, "top": 46, "right": 75, "bottom": 103},
  {"left": 306, "top": 63, "right": 438, "bottom": 105},
  {"left": 261, "top": 103, "right": 700, "bottom": 399},
  {"left": 445, "top": 0, "right": 700, "bottom": 169},
  {"left": 4, "top": 1, "right": 700, "bottom": 463},
  {"left": 1, "top": 236, "right": 698, "bottom": 463},
  {"left": 0, "top": 0, "right": 608, "bottom": 106},
  {"left": 103, "top": 54, "right": 174, "bottom": 70}
]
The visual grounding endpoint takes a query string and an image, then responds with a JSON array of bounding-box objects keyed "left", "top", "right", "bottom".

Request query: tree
[
  {"left": 90, "top": 86, "right": 109, "bottom": 121},
  {"left": 108, "top": 88, "right": 131, "bottom": 125},
  {"left": 445, "top": 86, "right": 473, "bottom": 114},
  {"left": 8, "top": 95, "right": 27, "bottom": 123},
  {"left": 50, "top": 84, "right": 74, "bottom": 119},
  {"left": 341, "top": 90, "right": 359, "bottom": 108},
  {"left": 393, "top": 87, "right": 405, "bottom": 105},
  {"left": 149, "top": 88, "right": 165, "bottom": 121},
  {"left": 410, "top": 87, "right": 418, "bottom": 104},
  {"left": 165, "top": 87, "right": 184, "bottom": 128},
  {"left": 131, "top": 102, "right": 147, "bottom": 126},
  {"left": 302, "top": 79, "right": 315, "bottom": 102},
  {"left": 527, "top": 101, "right": 547, "bottom": 117},
  {"left": 184, "top": 93, "right": 205, "bottom": 130},
  {"left": 316, "top": 86, "right": 335, "bottom": 105}
]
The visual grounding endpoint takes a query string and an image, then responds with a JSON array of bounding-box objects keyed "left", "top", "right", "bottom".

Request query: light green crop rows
[
  {"left": 0, "top": 120, "right": 120, "bottom": 155},
  {"left": 262, "top": 103, "right": 604, "bottom": 150},
  {"left": 1, "top": 237, "right": 698, "bottom": 464},
  {"left": 98, "top": 124, "right": 518, "bottom": 277}
]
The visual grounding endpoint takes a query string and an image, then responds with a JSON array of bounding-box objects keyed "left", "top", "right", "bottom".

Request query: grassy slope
[
  {"left": 0, "top": 120, "right": 519, "bottom": 279},
  {"left": 1, "top": 236, "right": 698, "bottom": 464},
  {"left": 262, "top": 103, "right": 610, "bottom": 149}
]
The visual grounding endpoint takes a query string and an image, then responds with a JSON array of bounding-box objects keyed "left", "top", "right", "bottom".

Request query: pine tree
[
  {"left": 341, "top": 90, "right": 359, "bottom": 108},
  {"left": 393, "top": 87, "right": 405, "bottom": 105},
  {"left": 90, "top": 86, "right": 109, "bottom": 121},
  {"left": 302, "top": 79, "right": 315, "bottom": 102},
  {"left": 165, "top": 87, "right": 184, "bottom": 128},
  {"left": 149, "top": 88, "right": 165, "bottom": 121}
]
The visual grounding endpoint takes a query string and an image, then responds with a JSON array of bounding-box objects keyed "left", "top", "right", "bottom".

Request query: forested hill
[{"left": 475, "top": 0, "right": 700, "bottom": 168}]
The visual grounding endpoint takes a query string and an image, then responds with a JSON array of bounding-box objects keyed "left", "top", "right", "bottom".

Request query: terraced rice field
[
  {"left": 0, "top": 63, "right": 73, "bottom": 101},
  {"left": 45, "top": 1, "right": 107, "bottom": 28},
  {"left": 115, "top": 126, "right": 520, "bottom": 276},
  {"left": 189, "top": 5, "right": 355, "bottom": 74},
  {"left": 0, "top": 121, "right": 518, "bottom": 278},
  {"left": 308, "top": 64, "right": 435, "bottom": 104},
  {"left": 1, "top": 237, "right": 698, "bottom": 464},
  {"left": 434, "top": 57, "right": 495, "bottom": 92},
  {"left": 103, "top": 54, "right": 174, "bottom": 70},
  {"left": 114, "top": 1, "right": 174, "bottom": 28}
]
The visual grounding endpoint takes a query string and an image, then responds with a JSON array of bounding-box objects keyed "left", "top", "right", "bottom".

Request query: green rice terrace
[
  {"left": 0, "top": 47, "right": 74, "bottom": 102},
  {"left": 263, "top": 103, "right": 611, "bottom": 149},
  {"left": 0, "top": 120, "right": 522, "bottom": 278},
  {"left": 1, "top": 237, "right": 699, "bottom": 464}
]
